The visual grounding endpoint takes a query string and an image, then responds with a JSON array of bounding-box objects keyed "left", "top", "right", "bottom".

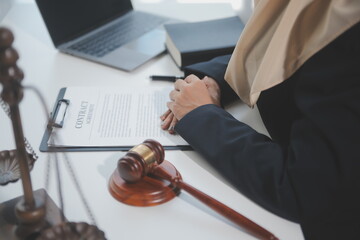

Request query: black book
[{"left": 164, "top": 16, "right": 244, "bottom": 69}]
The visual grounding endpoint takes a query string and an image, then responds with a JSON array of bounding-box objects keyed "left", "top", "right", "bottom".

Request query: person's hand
[
  {"left": 203, "top": 76, "right": 221, "bottom": 107},
  {"left": 167, "top": 74, "right": 215, "bottom": 120},
  {"left": 160, "top": 109, "right": 178, "bottom": 134},
  {"left": 160, "top": 75, "right": 221, "bottom": 134}
]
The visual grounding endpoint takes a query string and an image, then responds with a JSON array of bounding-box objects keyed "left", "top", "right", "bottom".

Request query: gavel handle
[{"left": 151, "top": 167, "right": 278, "bottom": 240}]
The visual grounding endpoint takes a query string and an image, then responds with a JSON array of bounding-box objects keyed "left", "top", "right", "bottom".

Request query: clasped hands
[{"left": 160, "top": 74, "right": 221, "bottom": 134}]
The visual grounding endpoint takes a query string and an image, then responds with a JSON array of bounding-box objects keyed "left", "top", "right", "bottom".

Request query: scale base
[{"left": 0, "top": 188, "right": 63, "bottom": 240}]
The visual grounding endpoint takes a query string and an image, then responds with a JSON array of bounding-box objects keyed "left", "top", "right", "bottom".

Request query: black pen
[{"left": 150, "top": 75, "right": 184, "bottom": 82}]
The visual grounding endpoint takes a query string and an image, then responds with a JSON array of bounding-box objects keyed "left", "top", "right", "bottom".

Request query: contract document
[{"left": 47, "top": 86, "right": 189, "bottom": 149}]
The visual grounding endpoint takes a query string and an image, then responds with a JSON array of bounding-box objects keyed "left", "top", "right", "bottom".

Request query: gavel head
[{"left": 117, "top": 139, "right": 165, "bottom": 183}]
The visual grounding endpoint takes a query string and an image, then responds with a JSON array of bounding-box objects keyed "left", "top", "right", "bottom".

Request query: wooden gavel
[{"left": 117, "top": 139, "right": 279, "bottom": 240}]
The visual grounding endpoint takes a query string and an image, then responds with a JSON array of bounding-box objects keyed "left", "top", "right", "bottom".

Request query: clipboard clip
[{"left": 48, "top": 99, "right": 70, "bottom": 128}]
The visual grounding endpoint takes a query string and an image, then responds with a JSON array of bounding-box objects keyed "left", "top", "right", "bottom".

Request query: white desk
[{"left": 0, "top": 1, "right": 304, "bottom": 239}]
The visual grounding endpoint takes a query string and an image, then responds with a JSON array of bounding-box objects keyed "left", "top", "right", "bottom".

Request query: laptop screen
[{"left": 36, "top": 0, "right": 133, "bottom": 46}]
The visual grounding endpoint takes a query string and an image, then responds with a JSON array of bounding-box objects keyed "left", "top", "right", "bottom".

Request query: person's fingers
[
  {"left": 168, "top": 116, "right": 178, "bottom": 134},
  {"left": 160, "top": 109, "right": 171, "bottom": 121},
  {"left": 203, "top": 76, "right": 217, "bottom": 88},
  {"left": 203, "top": 76, "right": 210, "bottom": 87},
  {"left": 202, "top": 76, "right": 221, "bottom": 107},
  {"left": 167, "top": 101, "right": 175, "bottom": 112},
  {"left": 184, "top": 74, "right": 198, "bottom": 83},
  {"left": 169, "top": 89, "right": 180, "bottom": 101},
  {"left": 174, "top": 79, "right": 186, "bottom": 91},
  {"left": 161, "top": 111, "right": 174, "bottom": 130},
  {"left": 174, "top": 74, "right": 199, "bottom": 90},
  {"left": 184, "top": 76, "right": 192, "bottom": 83},
  {"left": 160, "top": 111, "right": 178, "bottom": 134}
]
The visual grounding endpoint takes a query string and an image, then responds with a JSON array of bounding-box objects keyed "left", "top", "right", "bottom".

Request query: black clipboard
[{"left": 40, "top": 88, "right": 192, "bottom": 152}]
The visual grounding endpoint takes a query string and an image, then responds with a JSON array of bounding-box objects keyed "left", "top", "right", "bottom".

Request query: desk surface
[{"left": 0, "top": 1, "right": 304, "bottom": 239}]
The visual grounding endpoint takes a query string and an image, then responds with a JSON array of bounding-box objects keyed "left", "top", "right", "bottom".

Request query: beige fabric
[{"left": 225, "top": 0, "right": 360, "bottom": 107}]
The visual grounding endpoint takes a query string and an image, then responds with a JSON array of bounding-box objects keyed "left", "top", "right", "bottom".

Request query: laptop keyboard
[{"left": 69, "top": 12, "right": 167, "bottom": 57}]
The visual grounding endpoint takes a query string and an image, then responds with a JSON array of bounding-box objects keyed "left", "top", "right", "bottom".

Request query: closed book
[{"left": 164, "top": 16, "right": 244, "bottom": 69}]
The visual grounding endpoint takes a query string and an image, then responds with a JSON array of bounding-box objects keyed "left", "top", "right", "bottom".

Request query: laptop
[{"left": 35, "top": 0, "right": 170, "bottom": 71}]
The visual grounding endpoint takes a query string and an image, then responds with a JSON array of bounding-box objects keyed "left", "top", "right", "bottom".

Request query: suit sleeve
[{"left": 175, "top": 104, "right": 300, "bottom": 222}]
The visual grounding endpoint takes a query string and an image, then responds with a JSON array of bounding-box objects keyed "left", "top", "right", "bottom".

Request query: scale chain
[{"left": 0, "top": 96, "right": 39, "bottom": 160}]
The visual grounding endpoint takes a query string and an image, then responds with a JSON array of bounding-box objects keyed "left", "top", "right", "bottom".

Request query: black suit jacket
[{"left": 176, "top": 22, "right": 360, "bottom": 239}]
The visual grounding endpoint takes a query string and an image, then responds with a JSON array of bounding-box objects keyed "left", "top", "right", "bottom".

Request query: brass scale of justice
[{"left": 0, "top": 27, "right": 278, "bottom": 240}]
